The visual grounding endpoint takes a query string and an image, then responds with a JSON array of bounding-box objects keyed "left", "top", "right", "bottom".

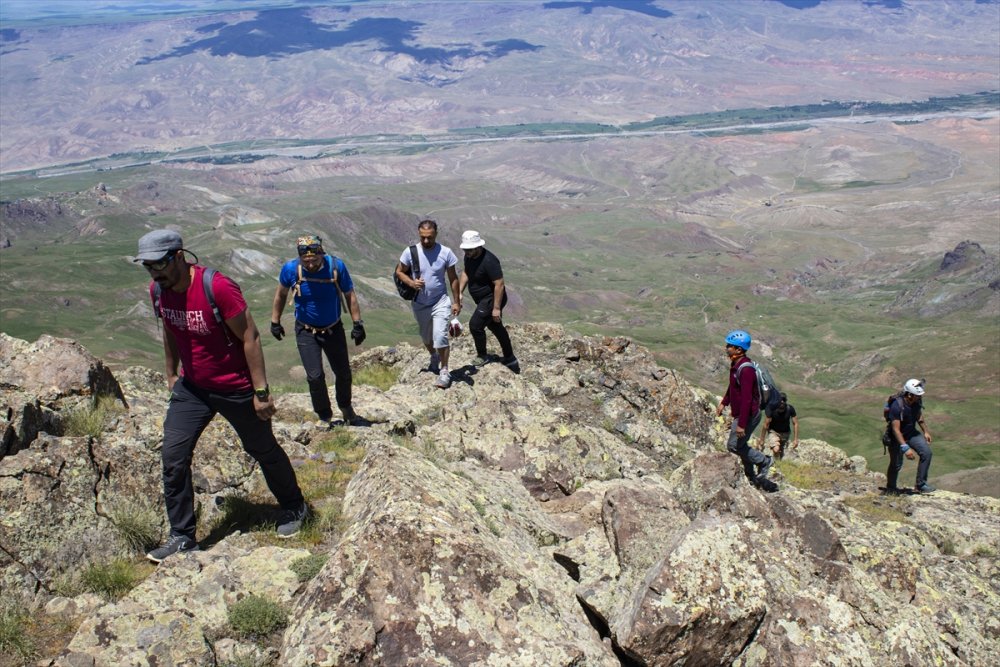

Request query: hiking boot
[
  {"left": 472, "top": 354, "right": 493, "bottom": 367},
  {"left": 314, "top": 417, "right": 332, "bottom": 430},
  {"left": 500, "top": 356, "right": 520, "bottom": 374},
  {"left": 146, "top": 534, "right": 199, "bottom": 563},
  {"left": 434, "top": 369, "right": 452, "bottom": 389},
  {"left": 882, "top": 486, "right": 903, "bottom": 496},
  {"left": 277, "top": 503, "right": 308, "bottom": 539},
  {"left": 428, "top": 352, "right": 441, "bottom": 374},
  {"left": 916, "top": 483, "right": 936, "bottom": 494},
  {"left": 342, "top": 411, "right": 371, "bottom": 427},
  {"left": 756, "top": 454, "right": 773, "bottom": 479},
  {"left": 755, "top": 476, "right": 779, "bottom": 493}
]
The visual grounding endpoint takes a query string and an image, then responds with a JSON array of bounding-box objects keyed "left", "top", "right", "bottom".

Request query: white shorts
[{"left": 413, "top": 293, "right": 452, "bottom": 349}]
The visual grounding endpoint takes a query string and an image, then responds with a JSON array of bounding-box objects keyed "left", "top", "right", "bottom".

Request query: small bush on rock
[{"left": 228, "top": 594, "right": 288, "bottom": 639}]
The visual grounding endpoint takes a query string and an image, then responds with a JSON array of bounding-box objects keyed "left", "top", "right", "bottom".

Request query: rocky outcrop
[{"left": 1, "top": 327, "right": 998, "bottom": 666}]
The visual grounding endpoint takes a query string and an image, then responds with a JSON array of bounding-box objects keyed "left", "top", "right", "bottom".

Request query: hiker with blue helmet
[
  {"left": 716, "top": 330, "right": 776, "bottom": 491},
  {"left": 135, "top": 229, "right": 307, "bottom": 563},
  {"left": 270, "top": 234, "right": 367, "bottom": 428},
  {"left": 885, "top": 378, "right": 935, "bottom": 495}
]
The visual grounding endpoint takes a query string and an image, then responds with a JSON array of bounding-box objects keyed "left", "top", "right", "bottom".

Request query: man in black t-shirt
[
  {"left": 757, "top": 393, "right": 798, "bottom": 459},
  {"left": 458, "top": 230, "right": 519, "bottom": 373}
]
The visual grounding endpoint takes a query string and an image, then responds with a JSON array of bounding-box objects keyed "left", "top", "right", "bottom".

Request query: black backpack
[
  {"left": 394, "top": 245, "right": 421, "bottom": 300},
  {"left": 735, "top": 360, "right": 783, "bottom": 417},
  {"left": 151, "top": 267, "right": 233, "bottom": 346}
]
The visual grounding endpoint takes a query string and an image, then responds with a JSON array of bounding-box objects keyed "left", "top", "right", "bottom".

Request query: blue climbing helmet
[{"left": 725, "top": 329, "right": 752, "bottom": 351}]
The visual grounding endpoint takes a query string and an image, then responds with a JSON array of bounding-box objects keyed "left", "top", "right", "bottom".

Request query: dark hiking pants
[
  {"left": 726, "top": 412, "right": 765, "bottom": 481},
  {"left": 162, "top": 378, "right": 304, "bottom": 538},
  {"left": 295, "top": 320, "right": 352, "bottom": 421},
  {"left": 469, "top": 293, "right": 513, "bottom": 359}
]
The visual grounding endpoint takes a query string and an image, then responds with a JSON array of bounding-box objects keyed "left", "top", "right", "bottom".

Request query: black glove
[
  {"left": 350, "top": 320, "right": 366, "bottom": 346},
  {"left": 270, "top": 321, "right": 285, "bottom": 341}
]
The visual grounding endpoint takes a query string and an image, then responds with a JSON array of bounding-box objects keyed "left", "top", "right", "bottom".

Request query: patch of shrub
[
  {"left": 290, "top": 553, "right": 328, "bottom": 583},
  {"left": 227, "top": 594, "right": 288, "bottom": 639}
]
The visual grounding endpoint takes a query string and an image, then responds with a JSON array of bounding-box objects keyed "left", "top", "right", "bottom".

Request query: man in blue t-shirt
[
  {"left": 886, "top": 378, "right": 934, "bottom": 494},
  {"left": 270, "top": 234, "right": 366, "bottom": 427}
]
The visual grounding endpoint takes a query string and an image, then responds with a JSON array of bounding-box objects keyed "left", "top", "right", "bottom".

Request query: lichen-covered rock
[
  {"left": 2, "top": 330, "right": 997, "bottom": 666},
  {"left": 280, "top": 440, "right": 618, "bottom": 666},
  {"left": 57, "top": 540, "right": 309, "bottom": 667}
]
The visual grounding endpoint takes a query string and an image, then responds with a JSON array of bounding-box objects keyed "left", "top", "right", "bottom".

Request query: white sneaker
[{"left": 434, "top": 369, "right": 452, "bottom": 389}]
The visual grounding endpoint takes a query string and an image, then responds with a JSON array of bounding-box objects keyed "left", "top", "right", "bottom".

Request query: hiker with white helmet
[
  {"left": 885, "top": 378, "right": 935, "bottom": 494},
  {"left": 458, "top": 230, "right": 519, "bottom": 373},
  {"left": 716, "top": 330, "right": 776, "bottom": 491}
]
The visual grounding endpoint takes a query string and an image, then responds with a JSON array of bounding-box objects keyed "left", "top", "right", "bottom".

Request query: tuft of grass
[
  {"left": 227, "top": 594, "right": 288, "bottom": 639},
  {"left": 80, "top": 557, "right": 147, "bottom": 601},
  {"left": 353, "top": 363, "right": 400, "bottom": 391},
  {"left": 106, "top": 500, "right": 163, "bottom": 554},
  {"left": 842, "top": 495, "right": 910, "bottom": 524},
  {"left": 218, "top": 648, "right": 274, "bottom": 667},
  {"left": 939, "top": 538, "right": 957, "bottom": 556},
  {"left": 776, "top": 460, "right": 853, "bottom": 491},
  {"left": 972, "top": 543, "right": 997, "bottom": 558},
  {"left": 0, "top": 602, "right": 34, "bottom": 663},
  {"left": 313, "top": 427, "right": 358, "bottom": 455},
  {"left": 290, "top": 553, "right": 328, "bottom": 583},
  {"left": 63, "top": 395, "right": 125, "bottom": 438}
]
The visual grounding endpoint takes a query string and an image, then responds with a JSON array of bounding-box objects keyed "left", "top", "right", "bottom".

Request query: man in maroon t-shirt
[
  {"left": 716, "top": 329, "right": 776, "bottom": 491},
  {"left": 135, "top": 229, "right": 307, "bottom": 563}
]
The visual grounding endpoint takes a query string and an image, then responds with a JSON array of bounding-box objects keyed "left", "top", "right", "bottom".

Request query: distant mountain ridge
[{"left": 1, "top": 0, "right": 998, "bottom": 172}]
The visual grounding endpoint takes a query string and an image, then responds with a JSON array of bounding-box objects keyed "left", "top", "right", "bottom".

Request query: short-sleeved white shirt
[{"left": 400, "top": 243, "right": 457, "bottom": 306}]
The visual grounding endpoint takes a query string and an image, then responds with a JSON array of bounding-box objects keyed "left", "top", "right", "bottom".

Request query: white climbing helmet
[{"left": 903, "top": 378, "right": 925, "bottom": 396}]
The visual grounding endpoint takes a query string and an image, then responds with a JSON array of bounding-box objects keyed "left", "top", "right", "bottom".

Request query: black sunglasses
[
  {"left": 142, "top": 251, "right": 177, "bottom": 272},
  {"left": 297, "top": 243, "right": 324, "bottom": 256}
]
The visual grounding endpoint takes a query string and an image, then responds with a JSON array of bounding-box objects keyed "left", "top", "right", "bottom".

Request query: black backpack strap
[
  {"left": 734, "top": 360, "right": 752, "bottom": 386},
  {"left": 151, "top": 283, "right": 162, "bottom": 319},
  {"left": 202, "top": 268, "right": 234, "bottom": 347},
  {"left": 408, "top": 245, "right": 421, "bottom": 279}
]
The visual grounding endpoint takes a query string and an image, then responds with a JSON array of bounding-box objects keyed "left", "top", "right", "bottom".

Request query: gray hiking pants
[{"left": 727, "top": 412, "right": 765, "bottom": 481}]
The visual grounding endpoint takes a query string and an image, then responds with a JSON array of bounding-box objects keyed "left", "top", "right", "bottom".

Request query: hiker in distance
[
  {"left": 135, "top": 229, "right": 307, "bottom": 563},
  {"left": 458, "top": 230, "right": 519, "bottom": 373},
  {"left": 886, "top": 378, "right": 935, "bottom": 495},
  {"left": 716, "top": 330, "right": 776, "bottom": 492},
  {"left": 270, "top": 234, "right": 367, "bottom": 428},
  {"left": 757, "top": 392, "right": 798, "bottom": 459},
  {"left": 394, "top": 219, "right": 462, "bottom": 389}
]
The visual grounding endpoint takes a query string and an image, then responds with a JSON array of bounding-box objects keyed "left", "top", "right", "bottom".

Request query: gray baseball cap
[{"left": 134, "top": 229, "right": 183, "bottom": 262}]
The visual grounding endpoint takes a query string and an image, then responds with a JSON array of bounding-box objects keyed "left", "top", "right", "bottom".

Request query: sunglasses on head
[
  {"left": 297, "top": 243, "right": 323, "bottom": 256},
  {"left": 142, "top": 251, "right": 177, "bottom": 272}
]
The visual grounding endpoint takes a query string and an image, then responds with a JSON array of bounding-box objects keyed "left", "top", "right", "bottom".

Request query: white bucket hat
[{"left": 460, "top": 230, "right": 486, "bottom": 249}]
